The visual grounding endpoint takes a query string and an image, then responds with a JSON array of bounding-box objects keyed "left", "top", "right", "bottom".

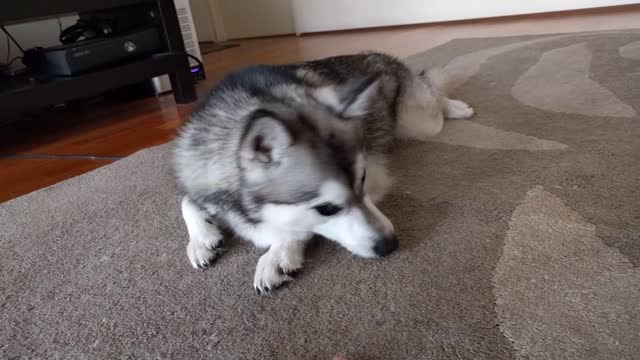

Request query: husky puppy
[{"left": 174, "top": 52, "right": 473, "bottom": 294}]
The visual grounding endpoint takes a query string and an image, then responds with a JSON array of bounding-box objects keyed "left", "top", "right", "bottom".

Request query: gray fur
[{"left": 175, "top": 53, "right": 410, "bottom": 217}]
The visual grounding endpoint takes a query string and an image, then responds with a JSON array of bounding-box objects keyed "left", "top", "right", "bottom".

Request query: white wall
[
  {"left": 212, "top": 0, "right": 295, "bottom": 39},
  {"left": 292, "top": 0, "right": 638, "bottom": 34},
  {"left": 189, "top": 0, "right": 216, "bottom": 42},
  {"left": 1, "top": 16, "right": 77, "bottom": 69}
]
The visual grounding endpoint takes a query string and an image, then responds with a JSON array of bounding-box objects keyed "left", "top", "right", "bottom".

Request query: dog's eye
[{"left": 314, "top": 203, "right": 343, "bottom": 216}]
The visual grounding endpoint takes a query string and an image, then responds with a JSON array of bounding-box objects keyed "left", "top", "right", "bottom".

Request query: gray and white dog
[{"left": 174, "top": 52, "right": 473, "bottom": 294}]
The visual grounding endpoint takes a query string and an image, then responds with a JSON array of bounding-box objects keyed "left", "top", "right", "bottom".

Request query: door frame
[{"left": 208, "top": 0, "right": 228, "bottom": 41}]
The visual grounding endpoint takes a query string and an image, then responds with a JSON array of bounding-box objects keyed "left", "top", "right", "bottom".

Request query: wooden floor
[{"left": 1, "top": 5, "right": 639, "bottom": 203}]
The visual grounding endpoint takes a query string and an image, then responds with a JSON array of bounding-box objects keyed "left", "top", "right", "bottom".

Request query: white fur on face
[
  {"left": 312, "top": 195, "right": 394, "bottom": 257},
  {"left": 260, "top": 203, "right": 322, "bottom": 232},
  {"left": 354, "top": 152, "right": 366, "bottom": 190},
  {"left": 231, "top": 207, "right": 312, "bottom": 248},
  {"left": 260, "top": 180, "right": 350, "bottom": 232},
  {"left": 318, "top": 180, "right": 350, "bottom": 205},
  {"left": 258, "top": 178, "right": 394, "bottom": 258}
]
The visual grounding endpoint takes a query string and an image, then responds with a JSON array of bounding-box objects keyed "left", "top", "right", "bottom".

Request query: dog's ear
[
  {"left": 239, "top": 110, "right": 293, "bottom": 169},
  {"left": 314, "top": 75, "right": 380, "bottom": 118}
]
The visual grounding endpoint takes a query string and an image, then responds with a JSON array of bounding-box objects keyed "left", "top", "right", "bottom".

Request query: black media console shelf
[{"left": 0, "top": 0, "right": 197, "bottom": 115}]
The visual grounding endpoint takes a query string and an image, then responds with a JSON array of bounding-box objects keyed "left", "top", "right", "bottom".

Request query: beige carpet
[{"left": 1, "top": 30, "right": 639, "bottom": 359}]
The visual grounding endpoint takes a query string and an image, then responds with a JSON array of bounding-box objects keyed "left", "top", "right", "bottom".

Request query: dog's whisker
[{"left": 339, "top": 254, "right": 355, "bottom": 266}]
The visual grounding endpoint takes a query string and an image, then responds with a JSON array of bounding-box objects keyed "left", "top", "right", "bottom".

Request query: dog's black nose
[{"left": 373, "top": 235, "right": 398, "bottom": 257}]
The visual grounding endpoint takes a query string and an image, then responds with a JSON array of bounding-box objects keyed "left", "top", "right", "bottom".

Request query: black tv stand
[{"left": 0, "top": 0, "right": 197, "bottom": 115}]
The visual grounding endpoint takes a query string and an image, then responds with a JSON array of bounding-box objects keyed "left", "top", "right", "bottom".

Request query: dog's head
[{"left": 238, "top": 75, "right": 397, "bottom": 257}]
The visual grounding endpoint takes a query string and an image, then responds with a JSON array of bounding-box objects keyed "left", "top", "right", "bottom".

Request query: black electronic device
[
  {"left": 1, "top": 0, "right": 198, "bottom": 115},
  {"left": 60, "top": 5, "right": 158, "bottom": 44},
  {"left": 23, "top": 27, "right": 162, "bottom": 76}
]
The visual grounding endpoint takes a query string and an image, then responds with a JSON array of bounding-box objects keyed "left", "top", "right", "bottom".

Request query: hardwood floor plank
[{"left": 0, "top": 158, "right": 114, "bottom": 203}]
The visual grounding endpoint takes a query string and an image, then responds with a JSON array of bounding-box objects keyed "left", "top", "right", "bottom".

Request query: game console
[{"left": 23, "top": 28, "right": 162, "bottom": 76}]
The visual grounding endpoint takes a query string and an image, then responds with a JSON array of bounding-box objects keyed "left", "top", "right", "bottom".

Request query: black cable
[
  {"left": 1, "top": 26, "right": 24, "bottom": 54},
  {"left": 7, "top": 56, "right": 22, "bottom": 67},
  {"left": 186, "top": 53, "right": 204, "bottom": 73},
  {"left": 56, "top": 18, "right": 68, "bottom": 44},
  {"left": 154, "top": 51, "right": 205, "bottom": 76},
  {"left": 4, "top": 30, "right": 9, "bottom": 63}
]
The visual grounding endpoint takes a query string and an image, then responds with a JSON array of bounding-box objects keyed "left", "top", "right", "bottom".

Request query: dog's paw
[
  {"left": 253, "top": 254, "right": 297, "bottom": 295},
  {"left": 445, "top": 98, "right": 475, "bottom": 119},
  {"left": 279, "top": 246, "right": 304, "bottom": 275},
  {"left": 187, "top": 234, "right": 222, "bottom": 270}
]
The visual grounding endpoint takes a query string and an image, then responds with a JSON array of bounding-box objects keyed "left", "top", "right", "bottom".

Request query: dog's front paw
[
  {"left": 279, "top": 245, "right": 304, "bottom": 275},
  {"left": 253, "top": 253, "right": 297, "bottom": 295},
  {"left": 187, "top": 233, "right": 222, "bottom": 270}
]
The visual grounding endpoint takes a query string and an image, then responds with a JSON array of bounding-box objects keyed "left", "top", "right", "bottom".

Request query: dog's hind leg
[
  {"left": 419, "top": 67, "right": 474, "bottom": 119},
  {"left": 443, "top": 98, "right": 474, "bottom": 119},
  {"left": 396, "top": 105, "right": 444, "bottom": 140},
  {"left": 181, "top": 196, "right": 224, "bottom": 269},
  {"left": 396, "top": 77, "right": 445, "bottom": 140}
]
